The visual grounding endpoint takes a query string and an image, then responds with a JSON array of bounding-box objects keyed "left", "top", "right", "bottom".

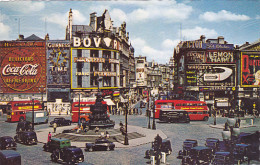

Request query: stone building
[
  {"left": 173, "top": 36, "right": 237, "bottom": 114},
  {"left": 65, "top": 9, "right": 134, "bottom": 98}
]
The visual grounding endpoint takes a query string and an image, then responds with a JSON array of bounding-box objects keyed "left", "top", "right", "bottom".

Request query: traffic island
[{"left": 36, "top": 124, "right": 167, "bottom": 148}]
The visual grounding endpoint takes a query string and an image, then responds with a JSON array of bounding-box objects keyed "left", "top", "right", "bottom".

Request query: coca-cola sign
[
  {"left": 0, "top": 41, "right": 46, "bottom": 93},
  {"left": 2, "top": 64, "right": 39, "bottom": 76}
]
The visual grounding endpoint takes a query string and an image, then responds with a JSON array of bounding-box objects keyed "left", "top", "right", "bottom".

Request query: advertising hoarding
[
  {"left": 241, "top": 52, "right": 260, "bottom": 87},
  {"left": 47, "top": 41, "right": 70, "bottom": 88},
  {"left": 0, "top": 41, "right": 46, "bottom": 93}
]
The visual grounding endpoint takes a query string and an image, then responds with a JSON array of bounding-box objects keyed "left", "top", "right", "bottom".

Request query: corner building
[
  {"left": 66, "top": 9, "right": 133, "bottom": 98},
  {"left": 174, "top": 36, "right": 237, "bottom": 115}
]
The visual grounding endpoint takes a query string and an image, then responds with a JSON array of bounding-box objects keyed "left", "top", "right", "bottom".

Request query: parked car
[
  {"left": 0, "top": 136, "right": 17, "bottom": 150},
  {"left": 14, "top": 131, "right": 37, "bottom": 145},
  {"left": 0, "top": 150, "right": 21, "bottom": 165},
  {"left": 50, "top": 117, "right": 71, "bottom": 127},
  {"left": 233, "top": 144, "right": 252, "bottom": 163},
  {"left": 85, "top": 138, "right": 115, "bottom": 151},
  {"left": 145, "top": 139, "right": 172, "bottom": 158},
  {"left": 51, "top": 146, "right": 84, "bottom": 164},
  {"left": 182, "top": 146, "right": 213, "bottom": 165},
  {"left": 205, "top": 138, "right": 219, "bottom": 153},
  {"left": 16, "top": 121, "right": 32, "bottom": 133},
  {"left": 177, "top": 139, "right": 198, "bottom": 159},
  {"left": 43, "top": 138, "right": 71, "bottom": 152},
  {"left": 212, "top": 151, "right": 233, "bottom": 165}
]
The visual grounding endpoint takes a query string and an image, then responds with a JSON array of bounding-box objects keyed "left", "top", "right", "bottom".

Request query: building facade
[
  {"left": 174, "top": 36, "right": 237, "bottom": 114},
  {"left": 239, "top": 40, "right": 260, "bottom": 115},
  {"left": 65, "top": 9, "right": 134, "bottom": 99},
  {"left": 0, "top": 35, "right": 46, "bottom": 109},
  {"left": 135, "top": 56, "right": 147, "bottom": 95},
  {"left": 46, "top": 39, "right": 71, "bottom": 115}
]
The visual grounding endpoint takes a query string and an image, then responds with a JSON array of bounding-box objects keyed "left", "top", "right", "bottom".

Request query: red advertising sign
[
  {"left": 0, "top": 41, "right": 46, "bottom": 93},
  {"left": 241, "top": 52, "right": 260, "bottom": 87}
]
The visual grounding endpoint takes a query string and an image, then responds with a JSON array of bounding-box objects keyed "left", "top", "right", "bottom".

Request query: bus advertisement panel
[
  {"left": 155, "top": 100, "right": 209, "bottom": 121},
  {"left": 6, "top": 100, "right": 42, "bottom": 122},
  {"left": 71, "top": 101, "right": 108, "bottom": 123}
]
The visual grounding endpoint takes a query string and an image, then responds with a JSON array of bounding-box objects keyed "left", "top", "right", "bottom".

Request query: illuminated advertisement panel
[
  {"left": 0, "top": 41, "right": 46, "bottom": 93},
  {"left": 206, "top": 50, "right": 235, "bottom": 63},
  {"left": 186, "top": 64, "right": 236, "bottom": 88},
  {"left": 241, "top": 52, "right": 260, "bottom": 87},
  {"left": 47, "top": 40, "right": 70, "bottom": 88}
]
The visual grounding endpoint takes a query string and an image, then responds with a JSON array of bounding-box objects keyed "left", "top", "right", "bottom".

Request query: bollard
[
  {"left": 161, "top": 152, "right": 166, "bottom": 163},
  {"left": 251, "top": 119, "right": 254, "bottom": 125},
  {"left": 150, "top": 156, "right": 155, "bottom": 165}
]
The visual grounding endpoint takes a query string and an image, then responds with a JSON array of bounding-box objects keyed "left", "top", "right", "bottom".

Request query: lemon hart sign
[{"left": 0, "top": 41, "right": 46, "bottom": 93}]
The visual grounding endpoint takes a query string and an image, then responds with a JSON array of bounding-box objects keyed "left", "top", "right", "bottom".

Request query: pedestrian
[
  {"left": 105, "top": 131, "right": 110, "bottom": 139},
  {"left": 47, "top": 132, "right": 52, "bottom": 142},
  {"left": 53, "top": 122, "right": 57, "bottom": 133},
  {"left": 95, "top": 127, "right": 99, "bottom": 134},
  {"left": 112, "top": 107, "right": 115, "bottom": 115}
]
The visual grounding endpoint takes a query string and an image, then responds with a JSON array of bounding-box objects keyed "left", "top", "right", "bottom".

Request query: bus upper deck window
[{"left": 193, "top": 112, "right": 197, "bottom": 114}]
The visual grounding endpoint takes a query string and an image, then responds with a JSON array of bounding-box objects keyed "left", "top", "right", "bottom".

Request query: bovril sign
[{"left": 73, "top": 37, "right": 119, "bottom": 50}]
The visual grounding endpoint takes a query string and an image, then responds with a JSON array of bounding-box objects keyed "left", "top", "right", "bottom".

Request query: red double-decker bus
[
  {"left": 71, "top": 101, "right": 109, "bottom": 123},
  {"left": 6, "top": 100, "right": 42, "bottom": 122},
  {"left": 155, "top": 100, "right": 209, "bottom": 121}
]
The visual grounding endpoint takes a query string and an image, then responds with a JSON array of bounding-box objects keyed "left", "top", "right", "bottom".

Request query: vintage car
[
  {"left": 177, "top": 139, "right": 198, "bottom": 159},
  {"left": 0, "top": 136, "right": 17, "bottom": 150},
  {"left": 145, "top": 139, "right": 172, "bottom": 159},
  {"left": 85, "top": 138, "right": 115, "bottom": 151},
  {"left": 0, "top": 150, "right": 21, "bottom": 165},
  {"left": 50, "top": 117, "right": 71, "bottom": 127},
  {"left": 159, "top": 110, "right": 190, "bottom": 123},
  {"left": 233, "top": 144, "right": 252, "bottom": 163},
  {"left": 51, "top": 146, "right": 84, "bottom": 164},
  {"left": 212, "top": 152, "right": 233, "bottom": 165},
  {"left": 205, "top": 138, "right": 219, "bottom": 153},
  {"left": 16, "top": 121, "right": 32, "bottom": 133},
  {"left": 182, "top": 146, "right": 213, "bottom": 165},
  {"left": 14, "top": 131, "right": 37, "bottom": 145},
  {"left": 43, "top": 138, "right": 71, "bottom": 152}
]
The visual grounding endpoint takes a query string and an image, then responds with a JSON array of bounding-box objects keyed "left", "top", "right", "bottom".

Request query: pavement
[{"left": 36, "top": 123, "right": 167, "bottom": 148}]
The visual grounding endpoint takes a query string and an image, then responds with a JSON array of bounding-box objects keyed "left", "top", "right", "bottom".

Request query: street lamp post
[
  {"left": 124, "top": 89, "right": 129, "bottom": 145},
  {"left": 32, "top": 94, "right": 34, "bottom": 130},
  {"left": 39, "top": 85, "right": 45, "bottom": 110},
  {"left": 152, "top": 96, "right": 156, "bottom": 130},
  {"left": 147, "top": 89, "right": 151, "bottom": 129},
  {"left": 78, "top": 93, "right": 81, "bottom": 126}
]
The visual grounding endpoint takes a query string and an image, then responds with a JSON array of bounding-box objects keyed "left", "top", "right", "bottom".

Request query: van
[{"left": 26, "top": 111, "right": 48, "bottom": 124}]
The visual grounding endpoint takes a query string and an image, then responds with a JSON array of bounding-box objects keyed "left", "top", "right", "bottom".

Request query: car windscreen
[{"left": 71, "top": 149, "right": 82, "bottom": 155}]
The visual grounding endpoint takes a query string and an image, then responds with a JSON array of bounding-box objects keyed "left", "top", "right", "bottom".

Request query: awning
[{"left": 104, "top": 99, "right": 115, "bottom": 106}]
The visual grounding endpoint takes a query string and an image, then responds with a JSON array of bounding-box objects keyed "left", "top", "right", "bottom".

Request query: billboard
[
  {"left": 186, "top": 64, "right": 236, "bottom": 88},
  {"left": 241, "top": 52, "right": 260, "bottom": 87},
  {"left": 47, "top": 40, "right": 70, "bottom": 88},
  {"left": 0, "top": 41, "right": 46, "bottom": 93}
]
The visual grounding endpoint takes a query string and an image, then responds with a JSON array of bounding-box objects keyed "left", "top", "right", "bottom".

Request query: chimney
[
  {"left": 200, "top": 35, "right": 206, "bottom": 43},
  {"left": 218, "top": 36, "right": 224, "bottom": 44},
  {"left": 90, "top": 12, "right": 97, "bottom": 32},
  {"left": 19, "top": 34, "right": 24, "bottom": 40}
]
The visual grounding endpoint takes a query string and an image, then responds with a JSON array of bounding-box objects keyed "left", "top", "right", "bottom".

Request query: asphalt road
[{"left": 0, "top": 102, "right": 259, "bottom": 165}]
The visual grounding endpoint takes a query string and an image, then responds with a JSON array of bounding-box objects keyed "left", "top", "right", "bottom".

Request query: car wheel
[
  {"left": 89, "top": 147, "right": 93, "bottom": 152},
  {"left": 203, "top": 116, "right": 209, "bottom": 121},
  {"left": 51, "top": 154, "right": 58, "bottom": 162},
  {"left": 106, "top": 146, "right": 110, "bottom": 151}
]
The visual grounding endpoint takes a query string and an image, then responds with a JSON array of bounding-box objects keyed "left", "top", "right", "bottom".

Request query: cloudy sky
[{"left": 0, "top": 0, "right": 259, "bottom": 63}]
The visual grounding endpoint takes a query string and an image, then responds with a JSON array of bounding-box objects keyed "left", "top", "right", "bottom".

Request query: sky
[{"left": 0, "top": 0, "right": 259, "bottom": 64}]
